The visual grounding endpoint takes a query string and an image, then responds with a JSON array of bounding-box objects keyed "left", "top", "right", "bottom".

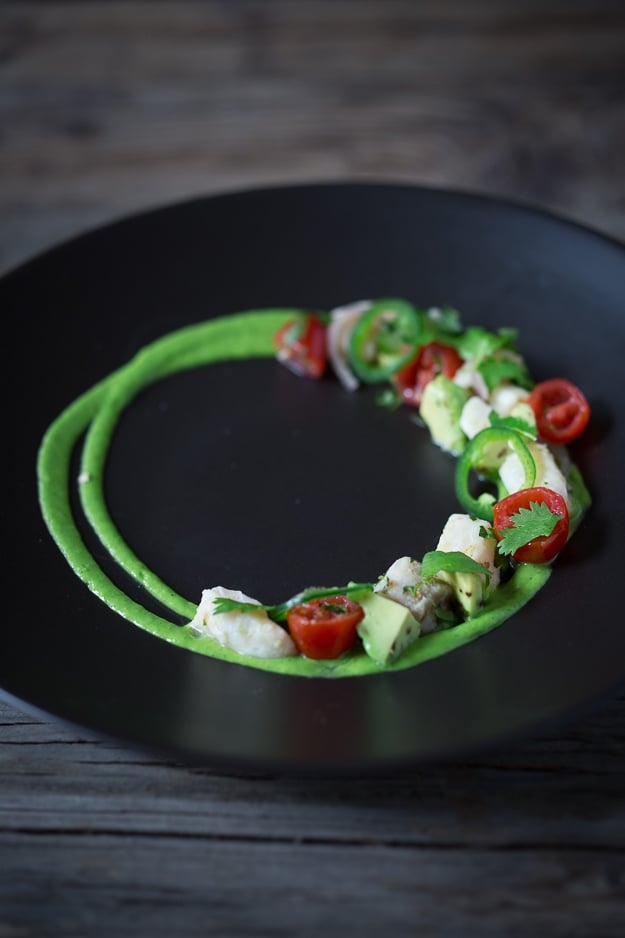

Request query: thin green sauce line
[
  {"left": 37, "top": 377, "right": 188, "bottom": 641},
  {"left": 78, "top": 309, "right": 297, "bottom": 619},
  {"left": 37, "top": 308, "right": 552, "bottom": 678}
]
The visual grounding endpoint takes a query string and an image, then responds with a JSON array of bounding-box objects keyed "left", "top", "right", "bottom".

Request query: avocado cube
[
  {"left": 437, "top": 570, "right": 484, "bottom": 617},
  {"left": 419, "top": 374, "right": 468, "bottom": 455},
  {"left": 357, "top": 592, "right": 421, "bottom": 667}
]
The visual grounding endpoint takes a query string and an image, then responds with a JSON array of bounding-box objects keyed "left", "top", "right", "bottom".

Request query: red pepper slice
[
  {"left": 286, "top": 595, "right": 364, "bottom": 659},
  {"left": 493, "top": 486, "right": 570, "bottom": 564},
  {"left": 393, "top": 341, "right": 463, "bottom": 407},
  {"left": 528, "top": 378, "right": 590, "bottom": 443},
  {"left": 274, "top": 314, "right": 327, "bottom": 379}
]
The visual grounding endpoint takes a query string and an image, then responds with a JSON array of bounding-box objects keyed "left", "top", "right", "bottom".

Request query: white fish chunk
[
  {"left": 189, "top": 586, "right": 297, "bottom": 658},
  {"left": 499, "top": 441, "right": 570, "bottom": 507},
  {"left": 374, "top": 555, "right": 454, "bottom": 634},
  {"left": 437, "top": 513, "right": 500, "bottom": 583},
  {"left": 460, "top": 395, "right": 492, "bottom": 439},
  {"left": 490, "top": 383, "right": 530, "bottom": 417},
  {"left": 453, "top": 362, "right": 489, "bottom": 400},
  {"left": 436, "top": 513, "right": 501, "bottom": 612}
]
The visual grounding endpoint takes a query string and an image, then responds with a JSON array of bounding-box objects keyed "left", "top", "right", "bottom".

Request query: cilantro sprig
[
  {"left": 452, "top": 324, "right": 532, "bottom": 392},
  {"left": 496, "top": 501, "right": 564, "bottom": 556},
  {"left": 212, "top": 582, "right": 373, "bottom": 622},
  {"left": 424, "top": 305, "right": 464, "bottom": 336},
  {"left": 409, "top": 305, "right": 465, "bottom": 350},
  {"left": 455, "top": 325, "right": 517, "bottom": 362},
  {"left": 421, "top": 550, "right": 492, "bottom": 582},
  {"left": 479, "top": 355, "right": 533, "bottom": 392},
  {"left": 488, "top": 410, "right": 537, "bottom": 440}
]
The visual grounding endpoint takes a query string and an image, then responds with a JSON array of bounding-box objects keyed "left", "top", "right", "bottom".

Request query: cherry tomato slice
[
  {"left": 393, "top": 341, "right": 463, "bottom": 407},
  {"left": 493, "top": 486, "right": 570, "bottom": 564},
  {"left": 528, "top": 378, "right": 590, "bottom": 443},
  {"left": 274, "top": 314, "right": 327, "bottom": 379},
  {"left": 286, "top": 595, "right": 364, "bottom": 659}
]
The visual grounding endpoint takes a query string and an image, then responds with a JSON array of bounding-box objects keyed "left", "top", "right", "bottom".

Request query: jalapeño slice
[
  {"left": 347, "top": 298, "right": 422, "bottom": 383},
  {"left": 455, "top": 426, "right": 536, "bottom": 522}
]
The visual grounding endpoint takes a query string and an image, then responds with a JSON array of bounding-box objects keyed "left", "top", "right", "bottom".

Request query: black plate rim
[{"left": 3, "top": 179, "right": 625, "bottom": 775}]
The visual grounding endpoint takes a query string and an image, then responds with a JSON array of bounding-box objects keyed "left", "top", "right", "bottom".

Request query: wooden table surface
[{"left": 2, "top": 3, "right": 624, "bottom": 935}]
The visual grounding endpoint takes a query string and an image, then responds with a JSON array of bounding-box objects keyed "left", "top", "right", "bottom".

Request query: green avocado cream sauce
[{"left": 38, "top": 309, "right": 551, "bottom": 678}]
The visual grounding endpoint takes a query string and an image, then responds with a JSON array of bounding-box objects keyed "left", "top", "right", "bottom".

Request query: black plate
[{"left": 3, "top": 182, "right": 624, "bottom": 775}]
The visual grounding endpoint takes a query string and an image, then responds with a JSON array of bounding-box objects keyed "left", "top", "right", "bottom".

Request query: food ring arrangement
[{"left": 37, "top": 298, "right": 592, "bottom": 677}]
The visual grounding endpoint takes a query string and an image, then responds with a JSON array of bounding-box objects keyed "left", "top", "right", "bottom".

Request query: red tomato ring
[
  {"left": 274, "top": 314, "right": 327, "bottom": 379},
  {"left": 286, "top": 595, "right": 364, "bottom": 659},
  {"left": 528, "top": 378, "right": 590, "bottom": 443},
  {"left": 492, "top": 486, "right": 570, "bottom": 564},
  {"left": 393, "top": 341, "right": 464, "bottom": 407}
]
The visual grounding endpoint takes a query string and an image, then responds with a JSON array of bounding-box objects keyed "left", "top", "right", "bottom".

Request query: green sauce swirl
[{"left": 37, "top": 309, "right": 550, "bottom": 677}]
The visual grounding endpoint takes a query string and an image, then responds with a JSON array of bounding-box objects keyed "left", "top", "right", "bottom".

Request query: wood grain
[
  {"left": 1, "top": 2, "right": 624, "bottom": 935},
  {"left": 2, "top": 693, "right": 624, "bottom": 936},
  {"left": 1, "top": 0, "right": 624, "bottom": 276}
]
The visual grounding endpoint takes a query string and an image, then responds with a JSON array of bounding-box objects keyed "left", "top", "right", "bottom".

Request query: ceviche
[{"left": 38, "top": 299, "right": 592, "bottom": 676}]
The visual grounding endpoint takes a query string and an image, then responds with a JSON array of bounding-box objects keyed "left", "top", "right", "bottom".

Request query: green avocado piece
[
  {"left": 419, "top": 374, "right": 468, "bottom": 455},
  {"left": 437, "top": 570, "right": 485, "bottom": 617},
  {"left": 356, "top": 592, "right": 421, "bottom": 667}
]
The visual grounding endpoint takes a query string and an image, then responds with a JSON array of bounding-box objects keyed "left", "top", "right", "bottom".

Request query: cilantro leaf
[
  {"left": 211, "top": 598, "right": 274, "bottom": 616},
  {"left": 421, "top": 550, "right": 491, "bottom": 581},
  {"left": 376, "top": 387, "right": 403, "bottom": 410},
  {"left": 497, "top": 327, "right": 519, "bottom": 346},
  {"left": 488, "top": 410, "right": 537, "bottom": 440},
  {"left": 455, "top": 325, "right": 517, "bottom": 363},
  {"left": 479, "top": 356, "right": 533, "bottom": 392},
  {"left": 455, "top": 326, "right": 501, "bottom": 362},
  {"left": 425, "top": 305, "right": 463, "bottom": 335},
  {"left": 212, "top": 582, "right": 373, "bottom": 622},
  {"left": 279, "top": 319, "right": 304, "bottom": 346},
  {"left": 496, "top": 501, "right": 564, "bottom": 556},
  {"left": 313, "top": 310, "right": 331, "bottom": 324}
]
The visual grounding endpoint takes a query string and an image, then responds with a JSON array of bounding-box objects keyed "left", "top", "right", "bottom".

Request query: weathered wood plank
[
  {"left": 2, "top": 695, "right": 624, "bottom": 849},
  {"left": 1, "top": 0, "right": 624, "bottom": 275},
  {"left": 1, "top": 3, "right": 624, "bottom": 934},
  {"left": 1, "top": 833, "right": 624, "bottom": 938}
]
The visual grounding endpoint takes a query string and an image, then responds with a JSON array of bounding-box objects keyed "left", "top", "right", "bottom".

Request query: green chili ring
[
  {"left": 455, "top": 426, "right": 537, "bottom": 522},
  {"left": 347, "top": 298, "right": 423, "bottom": 382}
]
